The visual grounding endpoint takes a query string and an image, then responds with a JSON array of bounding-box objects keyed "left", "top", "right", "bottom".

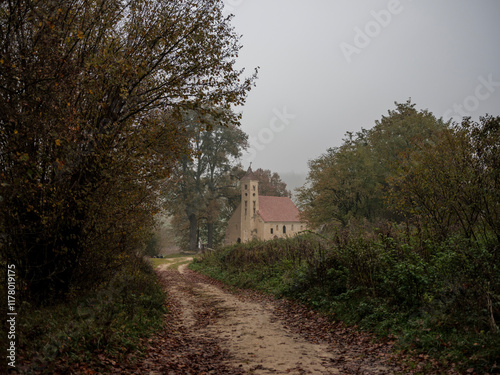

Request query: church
[{"left": 225, "top": 168, "right": 307, "bottom": 244}]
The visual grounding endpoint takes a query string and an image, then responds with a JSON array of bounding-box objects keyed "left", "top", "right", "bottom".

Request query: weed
[
  {"left": 15, "top": 257, "right": 166, "bottom": 373},
  {"left": 192, "top": 232, "right": 500, "bottom": 373}
]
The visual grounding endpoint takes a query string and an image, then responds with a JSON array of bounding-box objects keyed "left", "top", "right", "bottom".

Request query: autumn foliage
[
  {"left": 387, "top": 115, "right": 500, "bottom": 243},
  {"left": 0, "top": 0, "right": 256, "bottom": 304},
  {"left": 194, "top": 103, "right": 500, "bottom": 373}
]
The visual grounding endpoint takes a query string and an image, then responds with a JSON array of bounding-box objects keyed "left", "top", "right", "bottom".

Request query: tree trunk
[
  {"left": 207, "top": 222, "right": 214, "bottom": 249},
  {"left": 188, "top": 213, "right": 197, "bottom": 252}
]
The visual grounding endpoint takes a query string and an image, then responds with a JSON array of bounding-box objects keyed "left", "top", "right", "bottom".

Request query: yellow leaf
[{"left": 55, "top": 139, "right": 61, "bottom": 146}]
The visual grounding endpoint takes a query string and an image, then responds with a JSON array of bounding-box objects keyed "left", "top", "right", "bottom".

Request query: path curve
[{"left": 134, "top": 257, "right": 401, "bottom": 374}]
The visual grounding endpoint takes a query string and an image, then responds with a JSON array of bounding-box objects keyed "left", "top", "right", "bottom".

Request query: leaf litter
[{"left": 49, "top": 258, "right": 462, "bottom": 374}]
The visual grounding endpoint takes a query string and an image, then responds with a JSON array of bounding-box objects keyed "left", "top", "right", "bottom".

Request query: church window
[
  {"left": 270, "top": 228, "right": 273, "bottom": 234},
  {"left": 283, "top": 225, "right": 286, "bottom": 234},
  {"left": 245, "top": 184, "right": 248, "bottom": 190},
  {"left": 253, "top": 185, "right": 256, "bottom": 191}
]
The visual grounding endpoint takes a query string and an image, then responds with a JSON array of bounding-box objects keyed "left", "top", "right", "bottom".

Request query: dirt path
[{"left": 134, "top": 258, "right": 402, "bottom": 374}]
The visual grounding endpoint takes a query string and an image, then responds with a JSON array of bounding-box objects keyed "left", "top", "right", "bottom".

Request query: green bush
[{"left": 192, "top": 231, "right": 500, "bottom": 373}]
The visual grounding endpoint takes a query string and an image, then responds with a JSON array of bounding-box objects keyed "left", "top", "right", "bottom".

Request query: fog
[{"left": 226, "top": 0, "right": 500, "bottom": 190}]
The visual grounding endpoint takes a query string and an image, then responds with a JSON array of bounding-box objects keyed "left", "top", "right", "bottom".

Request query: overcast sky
[{"left": 225, "top": 0, "right": 500, "bottom": 188}]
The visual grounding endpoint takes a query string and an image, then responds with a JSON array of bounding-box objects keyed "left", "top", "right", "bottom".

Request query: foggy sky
[{"left": 226, "top": 0, "right": 500, "bottom": 189}]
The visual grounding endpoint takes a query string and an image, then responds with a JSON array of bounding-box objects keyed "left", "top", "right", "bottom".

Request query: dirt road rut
[{"left": 135, "top": 258, "right": 401, "bottom": 374}]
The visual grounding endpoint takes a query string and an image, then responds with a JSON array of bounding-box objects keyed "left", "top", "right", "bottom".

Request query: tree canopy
[
  {"left": 165, "top": 108, "right": 248, "bottom": 251},
  {"left": 297, "top": 100, "right": 448, "bottom": 229},
  {"left": 252, "top": 168, "right": 291, "bottom": 198},
  {"left": 0, "top": 0, "right": 257, "bottom": 303},
  {"left": 387, "top": 115, "right": 500, "bottom": 242}
]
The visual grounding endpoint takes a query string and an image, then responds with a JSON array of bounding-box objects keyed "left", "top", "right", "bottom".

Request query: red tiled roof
[{"left": 258, "top": 196, "right": 301, "bottom": 222}]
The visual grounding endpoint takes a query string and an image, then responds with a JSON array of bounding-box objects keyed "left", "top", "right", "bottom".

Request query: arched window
[{"left": 283, "top": 225, "right": 286, "bottom": 234}]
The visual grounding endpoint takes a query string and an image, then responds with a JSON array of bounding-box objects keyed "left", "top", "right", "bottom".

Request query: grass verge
[
  {"left": 11, "top": 257, "right": 166, "bottom": 374},
  {"left": 190, "top": 233, "right": 500, "bottom": 374}
]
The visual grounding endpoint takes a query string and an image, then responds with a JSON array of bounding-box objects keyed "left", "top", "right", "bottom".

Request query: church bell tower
[{"left": 240, "top": 166, "right": 259, "bottom": 242}]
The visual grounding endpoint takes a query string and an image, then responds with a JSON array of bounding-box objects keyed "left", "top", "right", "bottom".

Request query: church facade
[{"left": 225, "top": 168, "right": 307, "bottom": 244}]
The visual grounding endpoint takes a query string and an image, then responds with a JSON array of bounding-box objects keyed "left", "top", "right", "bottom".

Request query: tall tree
[
  {"left": 297, "top": 100, "right": 447, "bottom": 229},
  {"left": 0, "top": 0, "right": 256, "bottom": 303},
  {"left": 252, "top": 168, "right": 291, "bottom": 197},
  {"left": 165, "top": 109, "right": 248, "bottom": 250},
  {"left": 387, "top": 115, "right": 500, "bottom": 242},
  {"left": 203, "top": 124, "right": 248, "bottom": 248}
]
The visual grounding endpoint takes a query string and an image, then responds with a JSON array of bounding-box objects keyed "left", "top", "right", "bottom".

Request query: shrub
[
  {"left": 15, "top": 256, "right": 166, "bottom": 374},
  {"left": 192, "top": 230, "right": 500, "bottom": 373}
]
